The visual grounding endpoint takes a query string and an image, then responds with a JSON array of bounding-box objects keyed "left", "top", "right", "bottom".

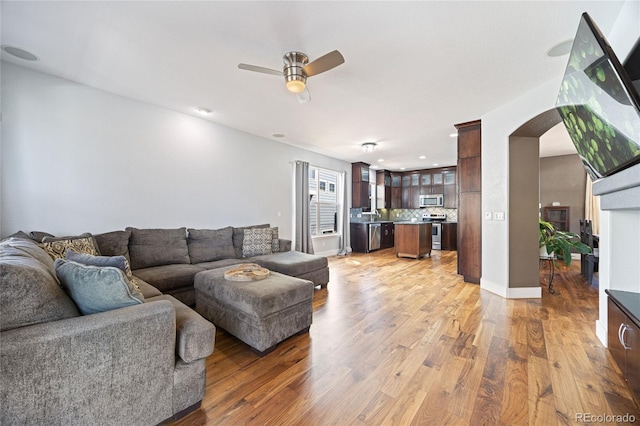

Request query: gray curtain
[
  {"left": 338, "top": 171, "right": 352, "bottom": 255},
  {"left": 294, "top": 161, "right": 314, "bottom": 254}
]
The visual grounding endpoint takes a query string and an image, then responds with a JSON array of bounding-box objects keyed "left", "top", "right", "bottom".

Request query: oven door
[{"left": 431, "top": 222, "right": 442, "bottom": 250}]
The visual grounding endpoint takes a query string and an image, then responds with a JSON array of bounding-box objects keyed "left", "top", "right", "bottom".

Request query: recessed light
[
  {"left": 419, "top": 155, "right": 426, "bottom": 160},
  {"left": 547, "top": 39, "right": 573, "bottom": 57},
  {"left": 378, "top": 159, "right": 384, "bottom": 162},
  {"left": 1, "top": 45, "right": 38, "bottom": 61},
  {"left": 400, "top": 167, "right": 406, "bottom": 170},
  {"left": 272, "top": 133, "right": 285, "bottom": 138},
  {"left": 449, "top": 133, "right": 457, "bottom": 138},
  {"left": 433, "top": 163, "right": 439, "bottom": 166},
  {"left": 195, "top": 107, "right": 212, "bottom": 115}
]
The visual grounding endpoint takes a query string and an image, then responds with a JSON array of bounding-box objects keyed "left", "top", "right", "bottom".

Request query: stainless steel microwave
[{"left": 419, "top": 194, "right": 444, "bottom": 207}]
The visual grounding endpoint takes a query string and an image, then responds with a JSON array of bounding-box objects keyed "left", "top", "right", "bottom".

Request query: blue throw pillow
[
  {"left": 54, "top": 259, "right": 144, "bottom": 315},
  {"left": 66, "top": 249, "right": 143, "bottom": 298}
]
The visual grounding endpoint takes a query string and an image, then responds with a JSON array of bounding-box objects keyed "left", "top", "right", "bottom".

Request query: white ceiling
[{"left": 1, "top": 1, "right": 625, "bottom": 170}]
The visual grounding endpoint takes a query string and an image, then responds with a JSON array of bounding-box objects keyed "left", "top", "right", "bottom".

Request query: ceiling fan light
[{"left": 286, "top": 79, "right": 306, "bottom": 93}]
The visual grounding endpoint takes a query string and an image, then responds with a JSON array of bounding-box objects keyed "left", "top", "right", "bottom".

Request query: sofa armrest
[
  {"left": 279, "top": 239, "right": 292, "bottom": 252},
  {"left": 147, "top": 295, "right": 215, "bottom": 363},
  {"left": 1, "top": 301, "right": 176, "bottom": 425}
]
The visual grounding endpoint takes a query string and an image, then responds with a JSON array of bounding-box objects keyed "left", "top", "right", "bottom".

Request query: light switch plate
[
  {"left": 485, "top": 212, "right": 492, "bottom": 220},
  {"left": 493, "top": 212, "right": 505, "bottom": 221}
]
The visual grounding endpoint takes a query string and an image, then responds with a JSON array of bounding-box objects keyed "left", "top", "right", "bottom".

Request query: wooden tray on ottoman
[{"left": 223, "top": 263, "right": 270, "bottom": 281}]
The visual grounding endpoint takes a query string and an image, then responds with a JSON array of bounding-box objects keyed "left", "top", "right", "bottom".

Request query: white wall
[
  {"left": 0, "top": 62, "right": 349, "bottom": 254},
  {"left": 481, "top": 0, "right": 640, "bottom": 350}
]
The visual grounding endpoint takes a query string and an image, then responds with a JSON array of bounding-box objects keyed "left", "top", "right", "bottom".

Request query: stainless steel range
[{"left": 422, "top": 213, "right": 447, "bottom": 250}]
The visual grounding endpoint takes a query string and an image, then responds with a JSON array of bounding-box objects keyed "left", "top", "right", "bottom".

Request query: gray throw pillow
[
  {"left": 232, "top": 224, "right": 270, "bottom": 258},
  {"left": 270, "top": 227, "right": 280, "bottom": 253},
  {"left": 187, "top": 227, "right": 236, "bottom": 263},
  {"left": 242, "top": 228, "right": 274, "bottom": 257},
  {"left": 126, "top": 227, "right": 190, "bottom": 270},
  {"left": 65, "top": 249, "right": 143, "bottom": 299},
  {"left": 54, "top": 259, "right": 144, "bottom": 315}
]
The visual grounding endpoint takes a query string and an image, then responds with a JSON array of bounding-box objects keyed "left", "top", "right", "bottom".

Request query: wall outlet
[
  {"left": 485, "top": 212, "right": 492, "bottom": 220},
  {"left": 493, "top": 211, "right": 505, "bottom": 221}
]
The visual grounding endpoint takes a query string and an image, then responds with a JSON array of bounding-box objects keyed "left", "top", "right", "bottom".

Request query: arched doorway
[{"left": 508, "top": 109, "right": 562, "bottom": 290}]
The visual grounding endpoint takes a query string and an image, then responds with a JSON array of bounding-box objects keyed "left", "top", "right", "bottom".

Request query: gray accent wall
[
  {"left": 0, "top": 62, "right": 350, "bottom": 247},
  {"left": 539, "top": 154, "right": 586, "bottom": 234}
]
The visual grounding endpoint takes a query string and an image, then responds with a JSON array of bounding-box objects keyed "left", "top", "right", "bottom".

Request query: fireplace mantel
[{"left": 593, "top": 163, "right": 640, "bottom": 210}]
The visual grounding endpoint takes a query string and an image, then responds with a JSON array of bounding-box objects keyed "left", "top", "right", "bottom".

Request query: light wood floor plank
[{"left": 169, "top": 249, "right": 640, "bottom": 425}]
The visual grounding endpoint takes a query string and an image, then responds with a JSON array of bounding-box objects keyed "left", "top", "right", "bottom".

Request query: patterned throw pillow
[
  {"left": 65, "top": 249, "right": 143, "bottom": 298},
  {"left": 242, "top": 228, "right": 274, "bottom": 257},
  {"left": 41, "top": 233, "right": 100, "bottom": 260},
  {"left": 270, "top": 227, "right": 280, "bottom": 253},
  {"left": 54, "top": 259, "right": 144, "bottom": 315}
]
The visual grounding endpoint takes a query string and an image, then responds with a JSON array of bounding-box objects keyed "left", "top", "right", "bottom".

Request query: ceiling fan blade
[
  {"left": 238, "top": 63, "right": 282, "bottom": 76},
  {"left": 296, "top": 87, "right": 311, "bottom": 104},
  {"left": 303, "top": 50, "right": 344, "bottom": 77}
]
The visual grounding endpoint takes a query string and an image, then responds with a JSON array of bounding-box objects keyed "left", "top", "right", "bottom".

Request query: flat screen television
[{"left": 556, "top": 12, "right": 640, "bottom": 181}]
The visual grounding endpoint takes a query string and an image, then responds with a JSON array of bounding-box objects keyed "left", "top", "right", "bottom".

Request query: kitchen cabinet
[
  {"left": 391, "top": 173, "right": 402, "bottom": 209},
  {"left": 443, "top": 168, "right": 457, "bottom": 208},
  {"left": 606, "top": 290, "right": 640, "bottom": 401},
  {"left": 456, "top": 120, "right": 482, "bottom": 284},
  {"left": 376, "top": 170, "right": 392, "bottom": 209},
  {"left": 381, "top": 222, "right": 394, "bottom": 249},
  {"left": 352, "top": 162, "right": 371, "bottom": 209},
  {"left": 441, "top": 223, "right": 458, "bottom": 251},
  {"left": 543, "top": 206, "right": 570, "bottom": 232},
  {"left": 395, "top": 222, "right": 432, "bottom": 259}
]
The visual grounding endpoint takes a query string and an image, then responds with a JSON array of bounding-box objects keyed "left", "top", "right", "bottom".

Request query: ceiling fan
[{"left": 238, "top": 50, "right": 344, "bottom": 104}]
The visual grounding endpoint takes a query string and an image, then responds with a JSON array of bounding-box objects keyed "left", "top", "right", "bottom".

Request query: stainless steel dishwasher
[{"left": 368, "top": 223, "right": 381, "bottom": 251}]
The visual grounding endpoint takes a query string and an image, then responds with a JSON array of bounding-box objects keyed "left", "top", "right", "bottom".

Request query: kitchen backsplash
[{"left": 350, "top": 207, "right": 458, "bottom": 222}]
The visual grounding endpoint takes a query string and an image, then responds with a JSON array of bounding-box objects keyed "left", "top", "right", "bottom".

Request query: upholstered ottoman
[{"left": 194, "top": 266, "right": 314, "bottom": 355}]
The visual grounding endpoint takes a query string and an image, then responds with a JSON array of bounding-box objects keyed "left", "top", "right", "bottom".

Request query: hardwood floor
[{"left": 171, "top": 249, "right": 639, "bottom": 425}]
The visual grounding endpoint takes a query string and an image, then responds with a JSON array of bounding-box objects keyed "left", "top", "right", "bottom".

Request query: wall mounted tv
[{"left": 556, "top": 12, "right": 640, "bottom": 181}]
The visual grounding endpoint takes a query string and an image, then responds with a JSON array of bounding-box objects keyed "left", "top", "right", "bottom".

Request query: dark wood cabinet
[
  {"left": 381, "top": 222, "right": 394, "bottom": 249},
  {"left": 607, "top": 291, "right": 640, "bottom": 401},
  {"left": 395, "top": 223, "right": 432, "bottom": 259},
  {"left": 350, "top": 222, "right": 368, "bottom": 253},
  {"left": 443, "top": 168, "right": 457, "bottom": 208},
  {"left": 352, "top": 162, "right": 371, "bottom": 209},
  {"left": 376, "top": 170, "right": 392, "bottom": 209},
  {"left": 391, "top": 173, "right": 402, "bottom": 209},
  {"left": 456, "top": 120, "right": 482, "bottom": 284},
  {"left": 543, "top": 206, "right": 570, "bottom": 232},
  {"left": 441, "top": 223, "right": 458, "bottom": 251}
]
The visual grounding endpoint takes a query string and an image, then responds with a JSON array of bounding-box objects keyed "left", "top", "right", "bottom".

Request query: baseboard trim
[
  {"left": 596, "top": 319, "right": 608, "bottom": 347},
  {"left": 481, "top": 278, "right": 541, "bottom": 299}
]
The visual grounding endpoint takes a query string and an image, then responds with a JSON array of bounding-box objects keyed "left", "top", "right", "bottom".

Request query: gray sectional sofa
[{"left": 0, "top": 224, "right": 329, "bottom": 425}]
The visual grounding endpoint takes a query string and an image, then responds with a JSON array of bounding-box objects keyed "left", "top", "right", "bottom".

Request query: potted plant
[{"left": 539, "top": 218, "right": 591, "bottom": 266}]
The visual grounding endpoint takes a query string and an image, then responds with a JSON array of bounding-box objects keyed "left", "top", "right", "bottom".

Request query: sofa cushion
[
  {"left": 187, "top": 227, "right": 235, "bottom": 264},
  {"left": 232, "top": 224, "right": 270, "bottom": 259},
  {"left": 132, "top": 264, "right": 206, "bottom": 294},
  {"left": 250, "top": 250, "right": 328, "bottom": 277},
  {"left": 0, "top": 238, "right": 80, "bottom": 331},
  {"left": 133, "top": 277, "right": 163, "bottom": 298},
  {"left": 194, "top": 258, "right": 246, "bottom": 270},
  {"left": 242, "top": 228, "right": 274, "bottom": 257},
  {"left": 54, "top": 259, "right": 144, "bottom": 315},
  {"left": 29, "top": 231, "right": 55, "bottom": 242},
  {"left": 146, "top": 295, "right": 215, "bottom": 363},
  {"left": 127, "top": 227, "right": 190, "bottom": 270},
  {"left": 41, "top": 233, "right": 100, "bottom": 260},
  {"left": 65, "top": 250, "right": 143, "bottom": 299},
  {"left": 94, "top": 229, "right": 132, "bottom": 263}
]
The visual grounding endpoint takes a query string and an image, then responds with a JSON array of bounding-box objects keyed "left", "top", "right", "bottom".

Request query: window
[{"left": 309, "top": 166, "right": 340, "bottom": 236}]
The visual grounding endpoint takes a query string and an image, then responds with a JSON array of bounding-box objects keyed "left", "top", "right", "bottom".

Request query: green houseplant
[{"left": 539, "top": 218, "right": 591, "bottom": 266}]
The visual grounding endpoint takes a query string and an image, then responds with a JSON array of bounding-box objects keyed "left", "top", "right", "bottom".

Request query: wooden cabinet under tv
[{"left": 606, "top": 290, "right": 640, "bottom": 402}]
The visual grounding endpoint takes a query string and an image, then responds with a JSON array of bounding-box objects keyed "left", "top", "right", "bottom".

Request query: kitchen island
[{"left": 394, "top": 222, "right": 432, "bottom": 259}]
